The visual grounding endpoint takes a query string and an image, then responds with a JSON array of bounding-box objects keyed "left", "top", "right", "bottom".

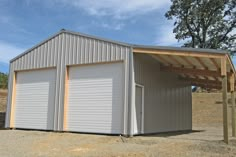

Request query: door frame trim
[{"left": 135, "top": 83, "right": 144, "bottom": 134}]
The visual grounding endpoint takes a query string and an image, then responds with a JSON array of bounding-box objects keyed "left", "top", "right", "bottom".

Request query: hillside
[
  {"left": 0, "top": 72, "right": 8, "bottom": 89},
  {"left": 0, "top": 89, "right": 7, "bottom": 112}
]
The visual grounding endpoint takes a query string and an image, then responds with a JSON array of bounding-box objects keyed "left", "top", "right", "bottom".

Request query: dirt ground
[{"left": 0, "top": 92, "right": 236, "bottom": 157}]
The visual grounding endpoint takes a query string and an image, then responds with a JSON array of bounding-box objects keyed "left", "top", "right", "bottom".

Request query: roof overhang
[{"left": 133, "top": 47, "right": 236, "bottom": 91}]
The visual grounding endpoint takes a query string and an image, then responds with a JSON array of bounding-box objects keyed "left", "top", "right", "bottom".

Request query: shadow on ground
[
  {"left": 0, "top": 112, "right": 5, "bottom": 129},
  {"left": 141, "top": 130, "right": 205, "bottom": 138}
]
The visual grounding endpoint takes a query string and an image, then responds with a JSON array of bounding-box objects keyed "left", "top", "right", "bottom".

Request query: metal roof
[
  {"left": 11, "top": 29, "right": 229, "bottom": 62},
  {"left": 10, "top": 29, "right": 131, "bottom": 62},
  {"left": 132, "top": 44, "right": 229, "bottom": 55}
]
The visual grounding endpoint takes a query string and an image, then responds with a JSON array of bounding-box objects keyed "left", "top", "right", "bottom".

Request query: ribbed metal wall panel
[
  {"left": 6, "top": 32, "right": 131, "bottom": 133},
  {"left": 5, "top": 63, "right": 14, "bottom": 128},
  {"left": 63, "top": 34, "right": 127, "bottom": 66},
  {"left": 133, "top": 53, "right": 192, "bottom": 134}
]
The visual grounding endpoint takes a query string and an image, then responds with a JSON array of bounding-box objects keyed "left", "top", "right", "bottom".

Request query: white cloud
[
  {"left": 91, "top": 20, "right": 125, "bottom": 30},
  {"left": 101, "top": 23, "right": 125, "bottom": 30},
  {"left": 35, "top": 0, "right": 171, "bottom": 19},
  {"left": 155, "top": 22, "right": 182, "bottom": 46},
  {"left": 0, "top": 41, "right": 26, "bottom": 63},
  {"left": 74, "top": 0, "right": 170, "bottom": 18}
]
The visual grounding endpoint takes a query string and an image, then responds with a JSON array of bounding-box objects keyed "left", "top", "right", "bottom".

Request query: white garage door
[
  {"left": 14, "top": 69, "right": 56, "bottom": 130},
  {"left": 67, "top": 62, "right": 124, "bottom": 134}
]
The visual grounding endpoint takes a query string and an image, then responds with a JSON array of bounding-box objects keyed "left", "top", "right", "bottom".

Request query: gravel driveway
[
  {"left": 1, "top": 92, "right": 236, "bottom": 156},
  {"left": 0, "top": 126, "right": 236, "bottom": 157}
]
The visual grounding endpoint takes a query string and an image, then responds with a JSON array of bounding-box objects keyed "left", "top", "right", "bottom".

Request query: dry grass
[
  {"left": 0, "top": 89, "right": 7, "bottom": 112},
  {"left": 192, "top": 93, "right": 223, "bottom": 126},
  {"left": 192, "top": 93, "right": 233, "bottom": 127}
]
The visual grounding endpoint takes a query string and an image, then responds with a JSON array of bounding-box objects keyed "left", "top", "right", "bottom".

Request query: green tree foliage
[
  {"left": 165, "top": 0, "right": 236, "bottom": 54},
  {"left": 0, "top": 72, "right": 8, "bottom": 89}
]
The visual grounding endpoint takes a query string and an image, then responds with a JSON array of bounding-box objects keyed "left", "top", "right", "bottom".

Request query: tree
[
  {"left": 165, "top": 0, "right": 236, "bottom": 54},
  {"left": 0, "top": 72, "right": 8, "bottom": 89}
]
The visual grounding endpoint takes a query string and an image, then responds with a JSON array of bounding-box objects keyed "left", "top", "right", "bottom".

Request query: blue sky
[{"left": 0, "top": 0, "right": 235, "bottom": 73}]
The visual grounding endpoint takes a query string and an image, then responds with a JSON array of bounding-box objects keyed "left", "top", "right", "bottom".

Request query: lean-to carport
[{"left": 133, "top": 46, "right": 236, "bottom": 144}]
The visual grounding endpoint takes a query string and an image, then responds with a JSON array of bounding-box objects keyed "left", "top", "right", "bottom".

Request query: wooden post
[
  {"left": 231, "top": 91, "right": 236, "bottom": 137},
  {"left": 63, "top": 66, "right": 69, "bottom": 131},
  {"left": 230, "top": 74, "right": 236, "bottom": 137},
  {"left": 221, "top": 57, "right": 229, "bottom": 144},
  {"left": 10, "top": 72, "right": 16, "bottom": 128}
]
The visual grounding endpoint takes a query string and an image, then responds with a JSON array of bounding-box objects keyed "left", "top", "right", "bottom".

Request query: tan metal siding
[
  {"left": 5, "top": 63, "right": 14, "bottom": 127},
  {"left": 133, "top": 53, "right": 192, "bottom": 134},
  {"left": 6, "top": 32, "right": 131, "bottom": 133},
  {"left": 63, "top": 34, "right": 127, "bottom": 66}
]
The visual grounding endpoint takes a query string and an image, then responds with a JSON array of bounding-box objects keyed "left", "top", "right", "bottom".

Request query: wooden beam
[
  {"left": 63, "top": 66, "right": 69, "bottom": 131},
  {"left": 167, "top": 55, "right": 183, "bottom": 66},
  {"left": 210, "top": 58, "right": 220, "bottom": 70},
  {"left": 160, "top": 66, "right": 232, "bottom": 77},
  {"left": 10, "top": 72, "right": 16, "bottom": 128},
  {"left": 195, "top": 57, "right": 208, "bottom": 69},
  {"left": 230, "top": 73, "right": 235, "bottom": 92},
  {"left": 186, "top": 74, "right": 197, "bottom": 79},
  {"left": 222, "top": 75, "right": 229, "bottom": 144},
  {"left": 231, "top": 91, "right": 236, "bottom": 137},
  {"left": 230, "top": 73, "right": 236, "bottom": 137},
  {"left": 221, "top": 57, "right": 227, "bottom": 76},
  {"left": 183, "top": 77, "right": 222, "bottom": 86},
  {"left": 192, "top": 83, "right": 222, "bottom": 90},
  {"left": 221, "top": 56, "right": 229, "bottom": 144},
  {"left": 213, "top": 77, "right": 220, "bottom": 81},
  {"left": 180, "top": 56, "right": 195, "bottom": 68},
  {"left": 133, "top": 48, "right": 224, "bottom": 58},
  {"left": 150, "top": 55, "right": 170, "bottom": 66},
  {"left": 226, "top": 54, "right": 236, "bottom": 74},
  {"left": 203, "top": 76, "right": 209, "bottom": 80},
  {"left": 194, "top": 57, "right": 210, "bottom": 80}
]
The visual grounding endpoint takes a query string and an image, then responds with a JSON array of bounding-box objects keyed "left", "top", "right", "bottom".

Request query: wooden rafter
[
  {"left": 156, "top": 55, "right": 172, "bottom": 65},
  {"left": 221, "top": 57, "right": 227, "bottom": 76},
  {"left": 217, "top": 77, "right": 222, "bottom": 81},
  {"left": 187, "top": 74, "right": 197, "bottom": 79},
  {"left": 230, "top": 73, "right": 235, "bottom": 92},
  {"left": 194, "top": 57, "right": 211, "bottom": 81},
  {"left": 133, "top": 48, "right": 224, "bottom": 58},
  {"left": 167, "top": 55, "right": 183, "bottom": 66},
  {"left": 226, "top": 55, "right": 236, "bottom": 74},
  {"left": 203, "top": 76, "right": 209, "bottom": 80},
  {"left": 180, "top": 56, "right": 195, "bottom": 68},
  {"left": 195, "top": 57, "right": 208, "bottom": 69},
  {"left": 210, "top": 58, "right": 220, "bottom": 70},
  {"left": 161, "top": 66, "right": 233, "bottom": 77},
  {"left": 212, "top": 77, "right": 219, "bottom": 81},
  {"left": 192, "top": 82, "right": 222, "bottom": 90},
  {"left": 182, "top": 77, "right": 223, "bottom": 87},
  {"left": 150, "top": 55, "right": 170, "bottom": 66}
]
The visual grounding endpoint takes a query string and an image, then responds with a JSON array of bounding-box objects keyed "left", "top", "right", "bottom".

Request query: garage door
[
  {"left": 67, "top": 62, "right": 124, "bottom": 134},
  {"left": 14, "top": 69, "right": 56, "bottom": 130}
]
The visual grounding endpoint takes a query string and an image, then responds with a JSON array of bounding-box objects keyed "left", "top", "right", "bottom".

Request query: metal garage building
[{"left": 5, "top": 30, "right": 236, "bottom": 143}]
